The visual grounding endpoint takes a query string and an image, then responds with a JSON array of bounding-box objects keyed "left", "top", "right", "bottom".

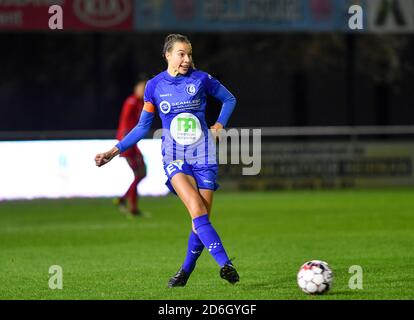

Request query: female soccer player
[
  {"left": 95, "top": 34, "right": 239, "bottom": 287},
  {"left": 114, "top": 77, "right": 147, "bottom": 217}
]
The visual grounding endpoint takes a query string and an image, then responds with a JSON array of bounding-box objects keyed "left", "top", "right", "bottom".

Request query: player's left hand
[{"left": 210, "top": 122, "right": 224, "bottom": 142}]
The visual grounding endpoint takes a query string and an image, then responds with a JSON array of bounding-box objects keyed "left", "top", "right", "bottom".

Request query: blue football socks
[
  {"left": 182, "top": 230, "right": 204, "bottom": 274},
  {"left": 193, "top": 214, "right": 231, "bottom": 268}
]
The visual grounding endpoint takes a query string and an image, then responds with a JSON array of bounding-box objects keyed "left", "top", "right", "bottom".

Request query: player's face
[
  {"left": 166, "top": 41, "right": 192, "bottom": 75},
  {"left": 134, "top": 81, "right": 146, "bottom": 98}
]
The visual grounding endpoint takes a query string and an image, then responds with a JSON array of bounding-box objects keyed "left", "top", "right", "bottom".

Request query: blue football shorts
[{"left": 163, "top": 160, "right": 219, "bottom": 194}]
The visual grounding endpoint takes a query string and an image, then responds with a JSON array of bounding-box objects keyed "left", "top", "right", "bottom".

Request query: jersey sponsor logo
[
  {"left": 159, "top": 100, "right": 171, "bottom": 114},
  {"left": 171, "top": 99, "right": 200, "bottom": 108},
  {"left": 160, "top": 93, "right": 172, "bottom": 97},
  {"left": 165, "top": 160, "right": 184, "bottom": 175},
  {"left": 170, "top": 113, "right": 202, "bottom": 145},
  {"left": 186, "top": 84, "right": 196, "bottom": 96}
]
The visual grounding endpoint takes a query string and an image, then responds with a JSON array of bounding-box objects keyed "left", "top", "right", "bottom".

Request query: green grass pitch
[{"left": 0, "top": 189, "right": 413, "bottom": 300}]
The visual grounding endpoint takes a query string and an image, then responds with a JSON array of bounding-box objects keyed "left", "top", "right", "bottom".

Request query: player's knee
[
  {"left": 187, "top": 197, "right": 207, "bottom": 216},
  {"left": 133, "top": 167, "right": 146, "bottom": 179}
]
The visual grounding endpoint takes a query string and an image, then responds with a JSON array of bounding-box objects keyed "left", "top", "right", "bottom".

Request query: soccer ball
[{"left": 297, "top": 260, "right": 333, "bottom": 294}]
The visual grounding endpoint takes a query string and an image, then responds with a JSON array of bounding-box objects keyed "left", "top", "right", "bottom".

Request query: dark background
[{"left": 1, "top": 32, "right": 414, "bottom": 132}]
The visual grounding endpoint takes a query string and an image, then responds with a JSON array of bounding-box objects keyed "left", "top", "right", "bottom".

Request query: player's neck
[{"left": 167, "top": 67, "right": 182, "bottom": 77}]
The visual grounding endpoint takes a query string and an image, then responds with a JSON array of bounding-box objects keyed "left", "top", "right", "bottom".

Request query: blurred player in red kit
[{"left": 114, "top": 76, "right": 148, "bottom": 217}]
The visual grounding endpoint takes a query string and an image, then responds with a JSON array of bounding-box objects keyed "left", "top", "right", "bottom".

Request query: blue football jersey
[{"left": 144, "top": 68, "right": 221, "bottom": 165}]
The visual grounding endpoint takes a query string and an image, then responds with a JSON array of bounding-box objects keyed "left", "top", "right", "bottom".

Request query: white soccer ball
[{"left": 297, "top": 260, "right": 333, "bottom": 294}]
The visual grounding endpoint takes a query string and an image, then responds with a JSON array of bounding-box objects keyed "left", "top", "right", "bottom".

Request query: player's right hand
[
  {"left": 95, "top": 147, "right": 121, "bottom": 167},
  {"left": 95, "top": 147, "right": 120, "bottom": 167},
  {"left": 95, "top": 152, "right": 112, "bottom": 167}
]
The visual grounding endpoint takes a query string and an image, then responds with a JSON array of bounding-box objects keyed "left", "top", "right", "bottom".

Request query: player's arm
[
  {"left": 95, "top": 102, "right": 155, "bottom": 167},
  {"left": 118, "top": 98, "right": 136, "bottom": 139},
  {"left": 116, "top": 102, "right": 155, "bottom": 152},
  {"left": 211, "top": 84, "right": 237, "bottom": 128},
  {"left": 208, "top": 80, "right": 237, "bottom": 140}
]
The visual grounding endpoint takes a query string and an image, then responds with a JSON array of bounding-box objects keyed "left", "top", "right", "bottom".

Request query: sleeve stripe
[{"left": 143, "top": 102, "right": 156, "bottom": 113}]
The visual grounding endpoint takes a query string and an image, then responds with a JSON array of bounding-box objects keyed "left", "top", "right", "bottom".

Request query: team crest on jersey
[
  {"left": 159, "top": 100, "right": 171, "bottom": 114},
  {"left": 186, "top": 84, "right": 196, "bottom": 96}
]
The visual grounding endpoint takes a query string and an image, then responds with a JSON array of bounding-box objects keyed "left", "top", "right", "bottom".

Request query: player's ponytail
[{"left": 162, "top": 34, "right": 196, "bottom": 69}]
